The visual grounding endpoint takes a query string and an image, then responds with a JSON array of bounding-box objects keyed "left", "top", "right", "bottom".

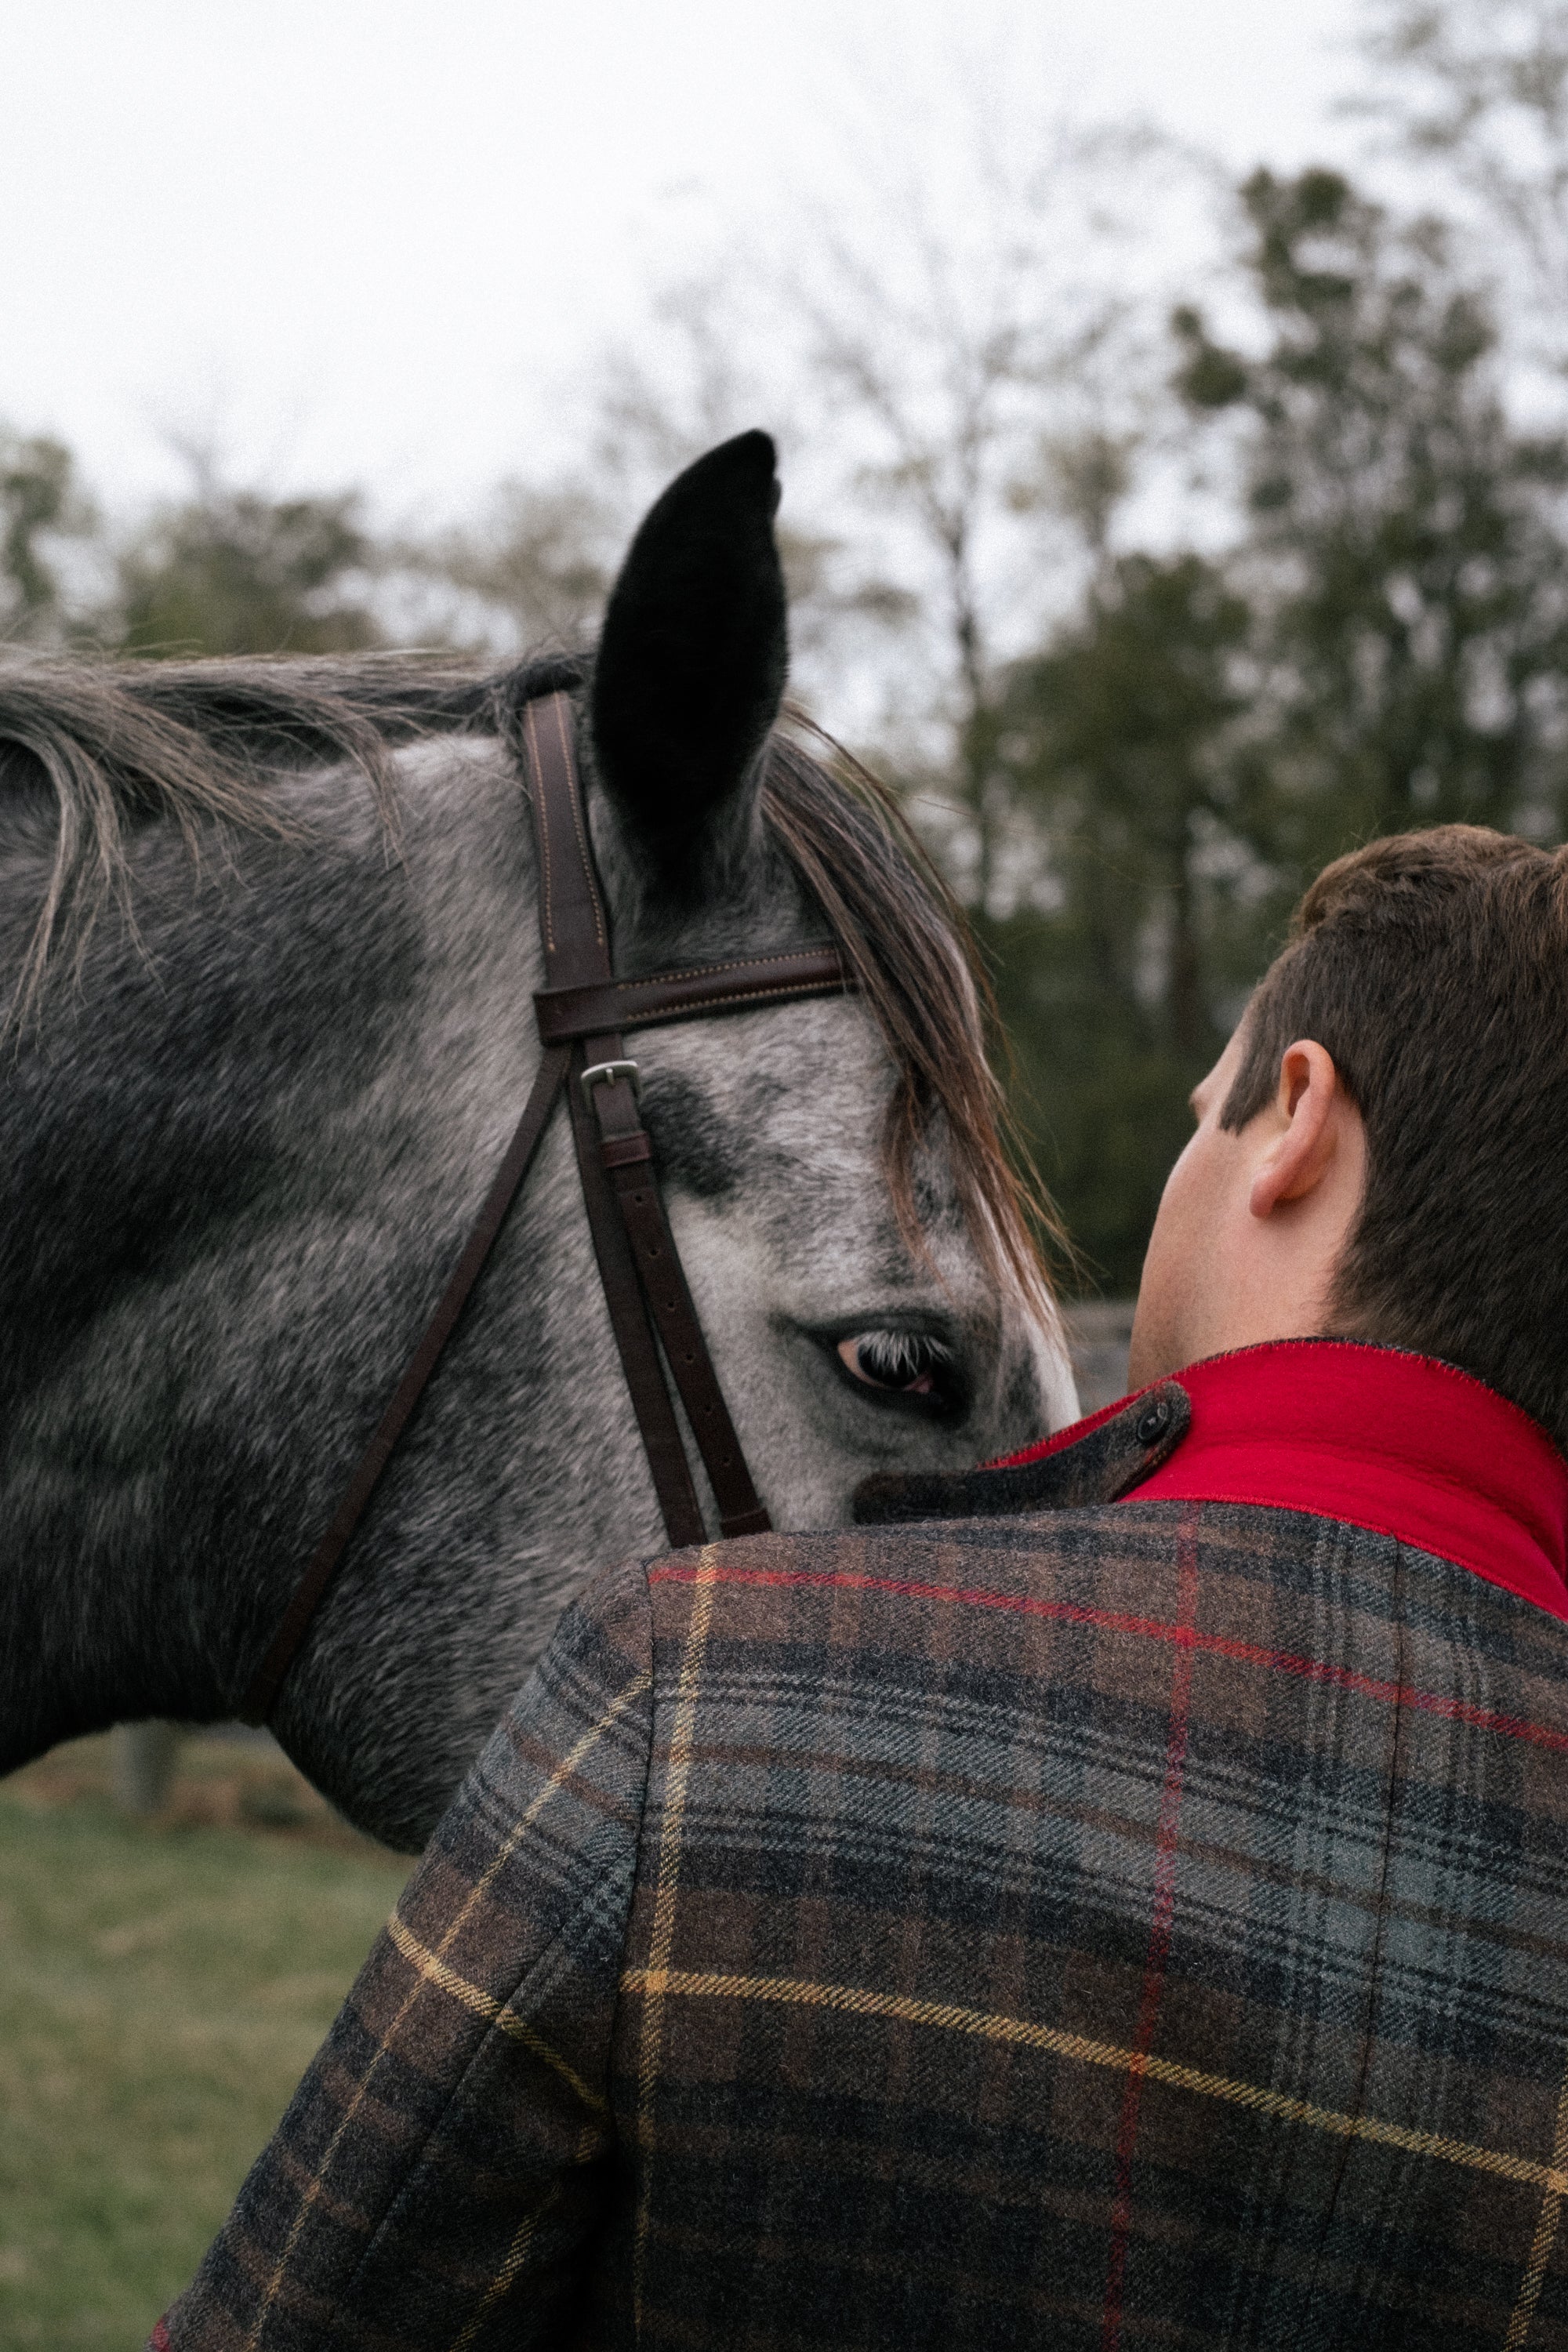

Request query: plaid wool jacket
[{"left": 158, "top": 1345, "right": 1568, "bottom": 2350}]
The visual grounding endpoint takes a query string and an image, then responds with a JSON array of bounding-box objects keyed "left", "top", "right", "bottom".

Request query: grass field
[{"left": 0, "top": 1733, "right": 411, "bottom": 2350}]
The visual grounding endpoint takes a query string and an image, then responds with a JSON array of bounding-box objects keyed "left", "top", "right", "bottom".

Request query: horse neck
[
  {"left": 1, "top": 735, "right": 555, "bottom": 1764},
  {"left": 0, "top": 720, "right": 829, "bottom": 1835}
]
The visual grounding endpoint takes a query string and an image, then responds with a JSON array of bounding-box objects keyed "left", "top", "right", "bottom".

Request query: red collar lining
[{"left": 1007, "top": 1341, "right": 1568, "bottom": 1623}]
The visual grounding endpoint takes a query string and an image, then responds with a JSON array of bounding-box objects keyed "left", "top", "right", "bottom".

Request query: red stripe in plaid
[
  {"left": 1103, "top": 1506, "right": 1202, "bottom": 2349},
  {"left": 159, "top": 1512, "right": 1568, "bottom": 2351},
  {"left": 648, "top": 1559, "right": 1568, "bottom": 1751}
]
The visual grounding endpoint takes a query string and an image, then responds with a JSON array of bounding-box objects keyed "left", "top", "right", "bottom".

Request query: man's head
[{"left": 1128, "top": 825, "right": 1568, "bottom": 1450}]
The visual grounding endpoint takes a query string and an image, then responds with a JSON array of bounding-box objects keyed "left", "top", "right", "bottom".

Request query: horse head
[{"left": 0, "top": 433, "right": 1076, "bottom": 1846}]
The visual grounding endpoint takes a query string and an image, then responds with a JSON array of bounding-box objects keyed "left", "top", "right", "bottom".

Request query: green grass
[{"left": 0, "top": 1737, "right": 411, "bottom": 2350}]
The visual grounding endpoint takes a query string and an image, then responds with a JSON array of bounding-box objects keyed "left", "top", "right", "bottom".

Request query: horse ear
[{"left": 590, "top": 430, "right": 786, "bottom": 889}]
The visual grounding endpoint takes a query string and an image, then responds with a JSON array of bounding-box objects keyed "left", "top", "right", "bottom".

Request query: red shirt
[{"left": 993, "top": 1339, "right": 1568, "bottom": 1621}]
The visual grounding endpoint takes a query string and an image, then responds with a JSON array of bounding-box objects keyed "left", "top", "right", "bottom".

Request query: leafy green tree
[
  {"left": 990, "top": 166, "right": 1568, "bottom": 1290},
  {"left": 1173, "top": 167, "right": 1568, "bottom": 870},
  {"left": 990, "top": 554, "right": 1255, "bottom": 1289},
  {"left": 114, "top": 480, "right": 382, "bottom": 656},
  {"left": 2, "top": 432, "right": 85, "bottom": 639}
]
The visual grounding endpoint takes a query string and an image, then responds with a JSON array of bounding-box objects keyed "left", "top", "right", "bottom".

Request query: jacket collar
[
  {"left": 853, "top": 1377, "right": 1192, "bottom": 1526},
  {"left": 855, "top": 1339, "right": 1568, "bottom": 1622}
]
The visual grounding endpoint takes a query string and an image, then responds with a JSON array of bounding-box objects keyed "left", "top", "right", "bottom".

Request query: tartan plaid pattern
[{"left": 159, "top": 1474, "right": 1568, "bottom": 2348}]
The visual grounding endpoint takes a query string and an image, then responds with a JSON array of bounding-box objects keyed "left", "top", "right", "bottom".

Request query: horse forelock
[{"left": 759, "top": 720, "right": 1065, "bottom": 1330}]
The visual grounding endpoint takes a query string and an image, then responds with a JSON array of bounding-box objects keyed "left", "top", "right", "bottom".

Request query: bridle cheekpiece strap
[{"left": 237, "top": 690, "right": 854, "bottom": 1724}]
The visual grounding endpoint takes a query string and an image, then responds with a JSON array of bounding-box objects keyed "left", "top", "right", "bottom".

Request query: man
[{"left": 157, "top": 824, "right": 1568, "bottom": 2350}]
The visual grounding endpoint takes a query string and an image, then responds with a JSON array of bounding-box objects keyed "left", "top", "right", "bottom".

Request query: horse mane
[
  {"left": 0, "top": 647, "right": 1062, "bottom": 1312},
  {"left": 760, "top": 721, "right": 1065, "bottom": 1315}
]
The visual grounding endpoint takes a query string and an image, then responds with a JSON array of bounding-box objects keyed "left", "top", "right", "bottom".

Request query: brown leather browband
[
  {"left": 238, "top": 691, "right": 855, "bottom": 1724},
  {"left": 535, "top": 949, "right": 851, "bottom": 1043}
]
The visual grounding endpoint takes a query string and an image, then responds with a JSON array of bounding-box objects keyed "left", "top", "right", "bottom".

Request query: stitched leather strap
[
  {"left": 535, "top": 947, "right": 851, "bottom": 1042},
  {"left": 521, "top": 690, "right": 612, "bottom": 990},
  {"left": 564, "top": 1057, "right": 708, "bottom": 1549},
  {"left": 604, "top": 1145, "right": 771, "bottom": 1537},
  {"left": 523, "top": 693, "right": 775, "bottom": 1544},
  {"left": 238, "top": 1041, "right": 572, "bottom": 1724}
]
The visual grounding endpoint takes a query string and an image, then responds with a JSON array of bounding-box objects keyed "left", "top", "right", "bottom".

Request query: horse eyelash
[{"left": 855, "top": 1330, "right": 956, "bottom": 1383}]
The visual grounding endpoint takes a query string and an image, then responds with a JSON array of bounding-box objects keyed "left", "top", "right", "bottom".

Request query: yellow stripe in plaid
[
  {"left": 633, "top": 1544, "right": 721, "bottom": 2328},
  {"left": 444, "top": 2122, "right": 598, "bottom": 2352},
  {"left": 621, "top": 1968, "right": 1568, "bottom": 2201},
  {"left": 384, "top": 1914, "right": 608, "bottom": 2117},
  {"left": 248, "top": 1669, "right": 650, "bottom": 2351},
  {"left": 1505, "top": 2046, "right": 1568, "bottom": 2346},
  {"left": 447, "top": 2183, "right": 557, "bottom": 2352}
]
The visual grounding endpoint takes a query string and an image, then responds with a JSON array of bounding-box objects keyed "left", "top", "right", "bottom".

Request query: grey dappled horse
[{"left": 0, "top": 433, "right": 1076, "bottom": 1850}]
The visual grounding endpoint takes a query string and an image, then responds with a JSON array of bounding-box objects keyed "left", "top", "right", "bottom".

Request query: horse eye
[{"left": 836, "top": 1330, "right": 956, "bottom": 1398}]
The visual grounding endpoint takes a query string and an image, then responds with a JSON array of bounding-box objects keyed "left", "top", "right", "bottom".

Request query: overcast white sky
[{"left": 0, "top": 0, "right": 1370, "bottom": 521}]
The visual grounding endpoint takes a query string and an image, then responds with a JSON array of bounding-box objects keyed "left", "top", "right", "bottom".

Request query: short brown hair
[{"left": 1221, "top": 825, "right": 1568, "bottom": 1450}]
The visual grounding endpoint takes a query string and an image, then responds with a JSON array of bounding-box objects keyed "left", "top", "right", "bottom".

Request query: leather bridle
[{"left": 239, "top": 691, "right": 854, "bottom": 1724}]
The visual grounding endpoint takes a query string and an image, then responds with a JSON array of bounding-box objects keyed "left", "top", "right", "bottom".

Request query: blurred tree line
[
  {"left": 5, "top": 0, "right": 1567, "bottom": 1291},
  {"left": 992, "top": 159, "right": 1568, "bottom": 1283}
]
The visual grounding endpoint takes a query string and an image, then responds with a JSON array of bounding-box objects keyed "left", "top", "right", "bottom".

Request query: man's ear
[
  {"left": 590, "top": 429, "right": 786, "bottom": 897},
  {"left": 1248, "top": 1041, "right": 1345, "bottom": 1218}
]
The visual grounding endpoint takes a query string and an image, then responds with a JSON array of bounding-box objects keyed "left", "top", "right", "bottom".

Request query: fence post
[
  {"left": 110, "top": 1722, "right": 183, "bottom": 1817},
  {"left": 1060, "top": 1300, "right": 1136, "bottom": 1415}
]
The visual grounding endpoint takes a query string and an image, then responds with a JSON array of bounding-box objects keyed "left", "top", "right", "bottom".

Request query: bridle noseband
[{"left": 239, "top": 691, "right": 854, "bottom": 1723}]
